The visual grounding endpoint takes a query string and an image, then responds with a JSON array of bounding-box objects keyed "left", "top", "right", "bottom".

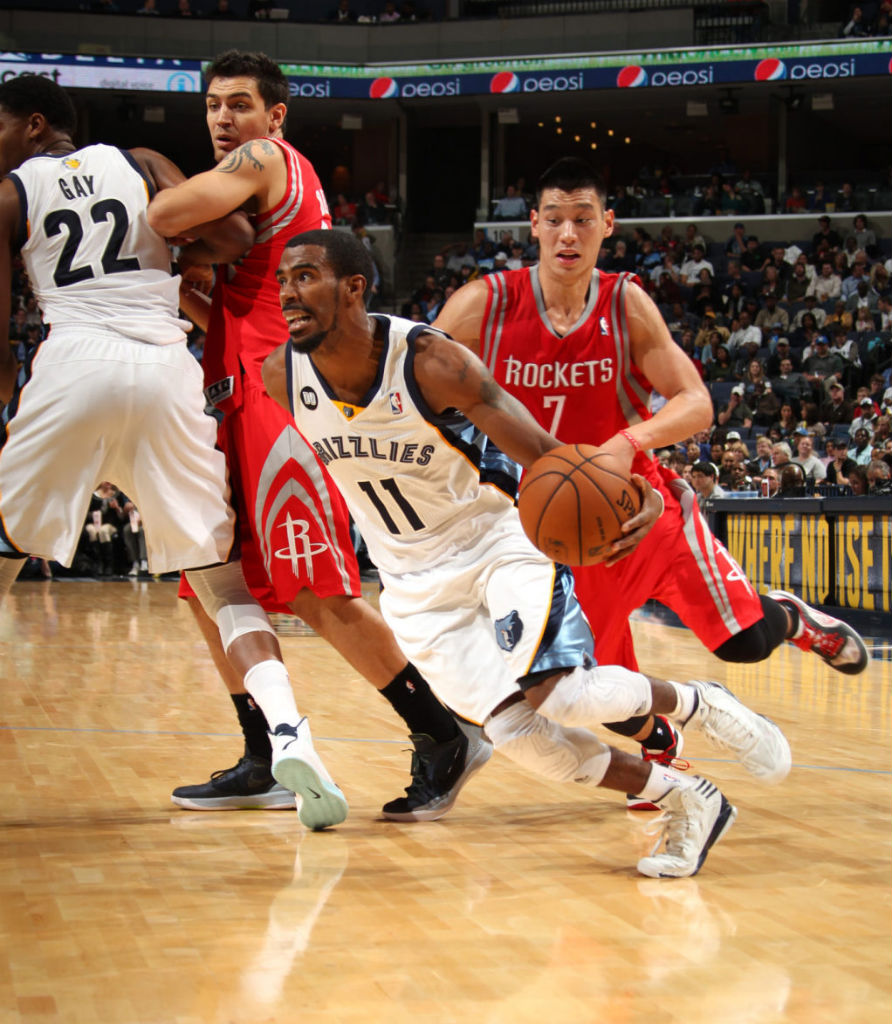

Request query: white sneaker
[
  {"left": 681, "top": 680, "right": 791, "bottom": 784},
  {"left": 768, "top": 589, "right": 869, "bottom": 675},
  {"left": 271, "top": 719, "right": 348, "bottom": 830},
  {"left": 637, "top": 777, "right": 737, "bottom": 878}
]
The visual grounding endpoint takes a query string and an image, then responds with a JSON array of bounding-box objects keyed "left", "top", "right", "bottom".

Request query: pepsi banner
[
  {"left": 276, "top": 39, "right": 890, "bottom": 100},
  {"left": 0, "top": 52, "right": 201, "bottom": 92},
  {"left": 3, "top": 43, "right": 886, "bottom": 99}
]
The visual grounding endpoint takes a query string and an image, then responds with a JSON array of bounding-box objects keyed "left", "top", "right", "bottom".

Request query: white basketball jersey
[
  {"left": 9, "top": 144, "right": 187, "bottom": 345},
  {"left": 287, "top": 315, "right": 521, "bottom": 576}
]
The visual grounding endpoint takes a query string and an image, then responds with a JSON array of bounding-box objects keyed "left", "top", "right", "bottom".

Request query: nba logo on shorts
[
  {"left": 300, "top": 386, "right": 318, "bottom": 409},
  {"left": 754, "top": 59, "right": 786, "bottom": 81},
  {"left": 389, "top": 391, "right": 403, "bottom": 414},
  {"left": 617, "top": 66, "right": 647, "bottom": 88}
]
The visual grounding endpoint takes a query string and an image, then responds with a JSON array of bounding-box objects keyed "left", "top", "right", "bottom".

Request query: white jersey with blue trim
[
  {"left": 9, "top": 144, "right": 188, "bottom": 345},
  {"left": 286, "top": 314, "right": 522, "bottom": 577}
]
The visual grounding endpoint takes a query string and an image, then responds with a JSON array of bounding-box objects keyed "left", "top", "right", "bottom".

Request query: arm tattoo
[
  {"left": 479, "top": 374, "right": 504, "bottom": 409},
  {"left": 216, "top": 139, "right": 276, "bottom": 175}
]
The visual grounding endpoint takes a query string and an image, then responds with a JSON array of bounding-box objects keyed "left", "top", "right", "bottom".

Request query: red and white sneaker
[
  {"left": 768, "top": 590, "right": 869, "bottom": 676},
  {"left": 626, "top": 716, "right": 690, "bottom": 811}
]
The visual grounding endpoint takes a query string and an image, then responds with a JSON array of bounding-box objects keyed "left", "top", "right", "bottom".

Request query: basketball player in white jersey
[
  {"left": 147, "top": 51, "right": 488, "bottom": 821},
  {"left": 260, "top": 229, "right": 793, "bottom": 878},
  {"left": 0, "top": 75, "right": 348, "bottom": 831}
]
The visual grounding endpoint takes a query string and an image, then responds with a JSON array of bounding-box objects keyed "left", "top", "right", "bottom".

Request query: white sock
[
  {"left": 634, "top": 761, "right": 696, "bottom": 803},
  {"left": 667, "top": 680, "right": 699, "bottom": 725},
  {"left": 243, "top": 660, "right": 300, "bottom": 729}
]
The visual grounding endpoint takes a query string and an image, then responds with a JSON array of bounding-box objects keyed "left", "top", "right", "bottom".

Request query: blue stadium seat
[{"left": 708, "top": 381, "right": 734, "bottom": 408}]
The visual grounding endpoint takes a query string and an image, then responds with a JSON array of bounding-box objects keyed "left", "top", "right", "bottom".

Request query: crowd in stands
[
  {"left": 484, "top": 164, "right": 892, "bottom": 224},
  {"left": 840, "top": 1, "right": 891, "bottom": 37},
  {"left": 603, "top": 210, "right": 892, "bottom": 500}
]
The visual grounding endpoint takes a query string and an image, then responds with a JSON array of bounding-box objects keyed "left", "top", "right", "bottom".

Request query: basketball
[{"left": 518, "top": 444, "right": 641, "bottom": 566}]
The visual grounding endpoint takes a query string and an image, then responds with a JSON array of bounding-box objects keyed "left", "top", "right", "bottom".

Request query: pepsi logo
[
  {"left": 490, "top": 71, "right": 519, "bottom": 94},
  {"left": 754, "top": 58, "right": 787, "bottom": 81},
  {"left": 617, "top": 66, "right": 647, "bottom": 88},
  {"left": 369, "top": 77, "right": 398, "bottom": 99}
]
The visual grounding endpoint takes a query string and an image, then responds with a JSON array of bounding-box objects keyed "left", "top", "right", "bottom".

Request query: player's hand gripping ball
[{"left": 518, "top": 443, "right": 642, "bottom": 566}]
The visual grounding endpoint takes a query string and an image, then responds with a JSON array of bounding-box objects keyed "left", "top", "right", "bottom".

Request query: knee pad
[
  {"left": 485, "top": 699, "right": 611, "bottom": 787},
  {"left": 713, "top": 595, "right": 787, "bottom": 663},
  {"left": 185, "top": 561, "right": 275, "bottom": 650},
  {"left": 538, "top": 664, "right": 651, "bottom": 729}
]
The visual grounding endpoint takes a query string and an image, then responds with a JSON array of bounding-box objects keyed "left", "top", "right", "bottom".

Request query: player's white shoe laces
[
  {"left": 682, "top": 680, "right": 791, "bottom": 784},
  {"left": 637, "top": 777, "right": 737, "bottom": 878}
]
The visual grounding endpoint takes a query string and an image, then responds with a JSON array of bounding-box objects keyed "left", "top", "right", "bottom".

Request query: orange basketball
[{"left": 518, "top": 444, "right": 641, "bottom": 566}]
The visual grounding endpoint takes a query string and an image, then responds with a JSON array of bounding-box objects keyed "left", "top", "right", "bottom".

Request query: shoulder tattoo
[{"left": 216, "top": 139, "right": 278, "bottom": 175}]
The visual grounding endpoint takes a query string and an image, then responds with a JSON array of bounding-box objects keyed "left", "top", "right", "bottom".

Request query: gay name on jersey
[{"left": 58, "top": 175, "right": 96, "bottom": 201}]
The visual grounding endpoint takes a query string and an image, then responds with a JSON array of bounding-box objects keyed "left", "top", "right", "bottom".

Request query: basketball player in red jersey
[
  {"left": 147, "top": 51, "right": 489, "bottom": 820},
  {"left": 434, "top": 157, "right": 868, "bottom": 806}
]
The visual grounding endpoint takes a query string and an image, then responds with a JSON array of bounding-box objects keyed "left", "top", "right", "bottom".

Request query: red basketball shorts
[
  {"left": 572, "top": 469, "right": 764, "bottom": 670},
  {"left": 179, "top": 382, "right": 360, "bottom": 613}
]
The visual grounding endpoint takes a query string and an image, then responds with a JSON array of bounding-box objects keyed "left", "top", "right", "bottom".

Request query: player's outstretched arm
[
  {"left": 414, "top": 332, "right": 560, "bottom": 468},
  {"left": 146, "top": 139, "right": 280, "bottom": 240},
  {"left": 0, "top": 182, "right": 20, "bottom": 405}
]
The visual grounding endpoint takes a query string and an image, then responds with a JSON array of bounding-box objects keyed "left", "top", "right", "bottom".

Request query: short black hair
[
  {"left": 535, "top": 157, "right": 607, "bottom": 209},
  {"left": 692, "top": 461, "right": 717, "bottom": 478},
  {"left": 284, "top": 229, "right": 375, "bottom": 295},
  {"left": 0, "top": 74, "right": 76, "bottom": 136},
  {"left": 204, "top": 50, "right": 289, "bottom": 111}
]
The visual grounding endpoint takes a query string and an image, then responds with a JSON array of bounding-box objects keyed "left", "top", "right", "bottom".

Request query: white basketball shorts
[
  {"left": 377, "top": 511, "right": 593, "bottom": 725},
  {"left": 0, "top": 328, "right": 236, "bottom": 573}
]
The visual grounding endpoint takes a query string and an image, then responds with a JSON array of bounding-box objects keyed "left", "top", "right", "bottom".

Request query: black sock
[
  {"left": 379, "top": 664, "right": 459, "bottom": 743},
  {"left": 604, "top": 714, "right": 650, "bottom": 738},
  {"left": 639, "top": 716, "right": 675, "bottom": 752},
  {"left": 232, "top": 692, "right": 272, "bottom": 761}
]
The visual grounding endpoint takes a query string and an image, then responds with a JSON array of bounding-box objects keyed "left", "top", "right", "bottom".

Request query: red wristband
[{"left": 620, "top": 429, "right": 642, "bottom": 454}]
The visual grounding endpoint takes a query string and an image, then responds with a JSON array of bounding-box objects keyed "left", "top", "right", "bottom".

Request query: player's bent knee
[
  {"left": 713, "top": 620, "right": 776, "bottom": 663},
  {"left": 485, "top": 699, "right": 611, "bottom": 786},
  {"left": 185, "top": 561, "right": 276, "bottom": 650},
  {"left": 537, "top": 664, "right": 651, "bottom": 728}
]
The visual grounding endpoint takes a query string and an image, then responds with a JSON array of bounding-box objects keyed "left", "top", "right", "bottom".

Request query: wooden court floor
[{"left": 1, "top": 579, "right": 890, "bottom": 1024}]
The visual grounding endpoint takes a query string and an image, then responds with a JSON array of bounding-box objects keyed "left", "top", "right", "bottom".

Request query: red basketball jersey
[
  {"left": 481, "top": 266, "right": 661, "bottom": 487},
  {"left": 202, "top": 137, "right": 331, "bottom": 413}
]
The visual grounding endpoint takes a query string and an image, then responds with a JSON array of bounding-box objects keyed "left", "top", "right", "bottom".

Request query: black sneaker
[
  {"left": 381, "top": 724, "right": 493, "bottom": 822},
  {"left": 171, "top": 754, "right": 295, "bottom": 811}
]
